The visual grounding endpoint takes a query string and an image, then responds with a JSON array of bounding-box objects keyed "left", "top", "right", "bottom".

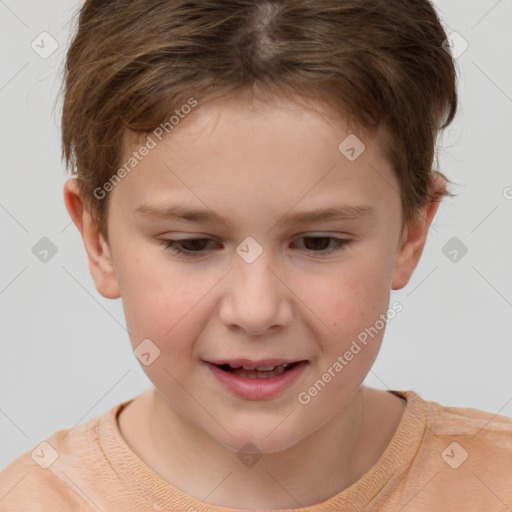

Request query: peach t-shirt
[{"left": 1, "top": 390, "right": 511, "bottom": 511}]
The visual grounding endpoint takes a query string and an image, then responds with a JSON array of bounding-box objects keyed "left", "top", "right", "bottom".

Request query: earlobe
[
  {"left": 63, "top": 178, "right": 121, "bottom": 299},
  {"left": 391, "top": 215, "right": 429, "bottom": 290},
  {"left": 391, "top": 175, "right": 445, "bottom": 290}
]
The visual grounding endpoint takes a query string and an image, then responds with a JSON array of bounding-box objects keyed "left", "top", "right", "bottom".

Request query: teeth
[
  {"left": 238, "top": 363, "right": 291, "bottom": 371},
  {"left": 225, "top": 363, "right": 294, "bottom": 379}
]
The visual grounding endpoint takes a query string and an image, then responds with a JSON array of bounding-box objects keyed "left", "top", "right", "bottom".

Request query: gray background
[{"left": 1, "top": 0, "right": 511, "bottom": 471}]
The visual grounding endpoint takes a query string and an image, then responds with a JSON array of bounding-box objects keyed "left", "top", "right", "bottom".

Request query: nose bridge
[
  {"left": 220, "top": 241, "right": 292, "bottom": 334},
  {"left": 233, "top": 244, "right": 280, "bottom": 302}
]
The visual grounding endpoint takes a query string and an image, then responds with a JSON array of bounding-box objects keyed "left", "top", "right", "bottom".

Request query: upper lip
[{"left": 207, "top": 359, "right": 306, "bottom": 370}]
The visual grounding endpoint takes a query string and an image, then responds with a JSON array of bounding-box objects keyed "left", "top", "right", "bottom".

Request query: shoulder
[
  {"left": 394, "top": 389, "right": 512, "bottom": 446},
  {"left": 421, "top": 392, "right": 512, "bottom": 453},
  {"left": 0, "top": 450, "right": 90, "bottom": 511},
  {"left": 399, "top": 390, "right": 512, "bottom": 466},
  {"left": 389, "top": 390, "right": 512, "bottom": 510},
  {"left": 0, "top": 403, "right": 121, "bottom": 511}
]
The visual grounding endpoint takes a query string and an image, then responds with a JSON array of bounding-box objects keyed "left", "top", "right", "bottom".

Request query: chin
[{"left": 212, "top": 420, "right": 310, "bottom": 456}]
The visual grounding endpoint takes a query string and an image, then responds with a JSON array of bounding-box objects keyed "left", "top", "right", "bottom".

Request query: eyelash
[{"left": 159, "top": 236, "right": 351, "bottom": 258}]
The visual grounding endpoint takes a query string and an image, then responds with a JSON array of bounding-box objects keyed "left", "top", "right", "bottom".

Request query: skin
[{"left": 64, "top": 92, "right": 444, "bottom": 509}]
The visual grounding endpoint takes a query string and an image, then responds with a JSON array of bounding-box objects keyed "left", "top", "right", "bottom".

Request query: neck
[{"left": 143, "top": 386, "right": 371, "bottom": 509}]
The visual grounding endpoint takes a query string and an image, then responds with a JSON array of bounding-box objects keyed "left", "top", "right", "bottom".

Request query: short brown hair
[{"left": 60, "top": 0, "right": 458, "bottom": 241}]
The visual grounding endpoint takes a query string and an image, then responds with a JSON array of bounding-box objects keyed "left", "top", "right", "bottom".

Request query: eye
[
  {"left": 160, "top": 238, "right": 218, "bottom": 258},
  {"left": 160, "top": 235, "right": 351, "bottom": 259},
  {"left": 292, "top": 235, "right": 351, "bottom": 256}
]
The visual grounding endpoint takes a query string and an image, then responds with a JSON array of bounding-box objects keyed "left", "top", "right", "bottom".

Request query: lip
[{"left": 205, "top": 360, "right": 308, "bottom": 401}]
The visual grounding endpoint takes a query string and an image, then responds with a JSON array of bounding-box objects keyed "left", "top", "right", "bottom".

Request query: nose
[{"left": 218, "top": 250, "right": 293, "bottom": 336}]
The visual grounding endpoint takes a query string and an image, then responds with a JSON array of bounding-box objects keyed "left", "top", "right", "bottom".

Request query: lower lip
[{"left": 205, "top": 361, "right": 308, "bottom": 401}]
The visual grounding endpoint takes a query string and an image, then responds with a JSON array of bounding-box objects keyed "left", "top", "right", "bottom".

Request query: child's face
[{"left": 69, "top": 93, "right": 434, "bottom": 453}]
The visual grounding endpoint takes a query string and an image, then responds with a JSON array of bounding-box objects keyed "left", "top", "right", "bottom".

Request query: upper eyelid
[{"left": 163, "top": 234, "right": 351, "bottom": 248}]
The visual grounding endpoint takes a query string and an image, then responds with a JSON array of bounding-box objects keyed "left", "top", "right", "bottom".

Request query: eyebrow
[{"left": 135, "top": 203, "right": 374, "bottom": 228}]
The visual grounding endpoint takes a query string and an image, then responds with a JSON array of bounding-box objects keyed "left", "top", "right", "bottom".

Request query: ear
[
  {"left": 392, "top": 173, "right": 445, "bottom": 290},
  {"left": 63, "top": 178, "right": 121, "bottom": 299}
]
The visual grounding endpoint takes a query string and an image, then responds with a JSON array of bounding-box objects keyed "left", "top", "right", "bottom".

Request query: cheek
[
  {"left": 114, "top": 246, "right": 210, "bottom": 351},
  {"left": 292, "top": 265, "right": 389, "bottom": 419},
  {"left": 292, "top": 257, "right": 391, "bottom": 340}
]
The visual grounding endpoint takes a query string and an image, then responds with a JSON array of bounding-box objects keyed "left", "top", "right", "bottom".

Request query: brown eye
[
  {"left": 302, "top": 236, "right": 332, "bottom": 251},
  {"left": 161, "top": 238, "right": 217, "bottom": 257},
  {"left": 293, "top": 236, "right": 350, "bottom": 256},
  {"left": 177, "top": 238, "right": 210, "bottom": 251}
]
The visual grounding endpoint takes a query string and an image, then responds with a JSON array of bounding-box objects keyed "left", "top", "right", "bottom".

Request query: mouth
[
  {"left": 215, "top": 362, "right": 299, "bottom": 379},
  {"left": 207, "top": 359, "right": 307, "bottom": 379},
  {"left": 205, "top": 359, "right": 309, "bottom": 400}
]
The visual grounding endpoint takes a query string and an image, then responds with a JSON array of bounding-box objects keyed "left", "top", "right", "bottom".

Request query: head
[{"left": 61, "top": 0, "right": 457, "bottom": 453}]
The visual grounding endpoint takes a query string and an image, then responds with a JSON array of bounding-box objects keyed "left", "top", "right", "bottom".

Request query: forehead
[
  {"left": 167, "top": 93, "right": 368, "bottom": 146},
  {"left": 117, "top": 93, "right": 399, "bottom": 225},
  {"left": 126, "top": 91, "right": 384, "bottom": 155}
]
